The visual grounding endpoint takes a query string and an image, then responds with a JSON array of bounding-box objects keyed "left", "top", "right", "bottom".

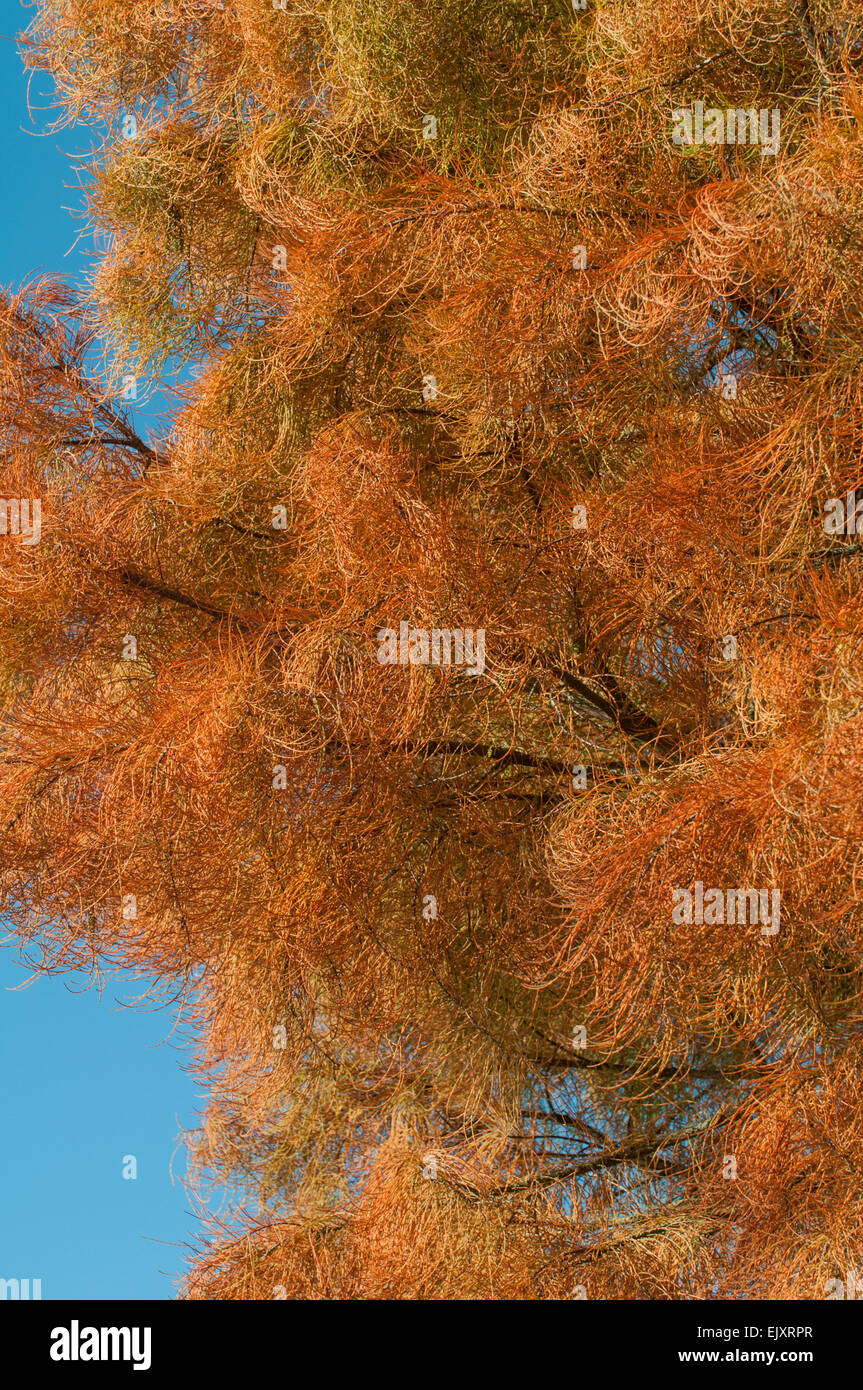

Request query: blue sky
[{"left": 0, "top": 11, "right": 208, "bottom": 1299}]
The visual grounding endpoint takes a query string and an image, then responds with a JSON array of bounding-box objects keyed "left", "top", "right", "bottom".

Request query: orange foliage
[{"left": 2, "top": 0, "right": 863, "bottom": 1298}]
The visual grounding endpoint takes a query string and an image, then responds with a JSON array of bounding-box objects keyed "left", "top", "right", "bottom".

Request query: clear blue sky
[{"left": 0, "top": 9, "right": 209, "bottom": 1300}]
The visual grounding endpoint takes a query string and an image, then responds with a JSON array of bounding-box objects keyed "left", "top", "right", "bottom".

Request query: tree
[{"left": 2, "top": 0, "right": 863, "bottom": 1298}]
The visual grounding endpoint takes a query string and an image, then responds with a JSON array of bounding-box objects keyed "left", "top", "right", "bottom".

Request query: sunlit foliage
[{"left": 2, "top": 0, "right": 863, "bottom": 1298}]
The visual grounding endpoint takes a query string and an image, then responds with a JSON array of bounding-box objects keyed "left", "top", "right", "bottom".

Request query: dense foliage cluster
[{"left": 2, "top": 0, "right": 863, "bottom": 1297}]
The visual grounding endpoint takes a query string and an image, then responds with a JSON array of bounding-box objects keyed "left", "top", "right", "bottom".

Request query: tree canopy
[{"left": 2, "top": 0, "right": 863, "bottom": 1298}]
